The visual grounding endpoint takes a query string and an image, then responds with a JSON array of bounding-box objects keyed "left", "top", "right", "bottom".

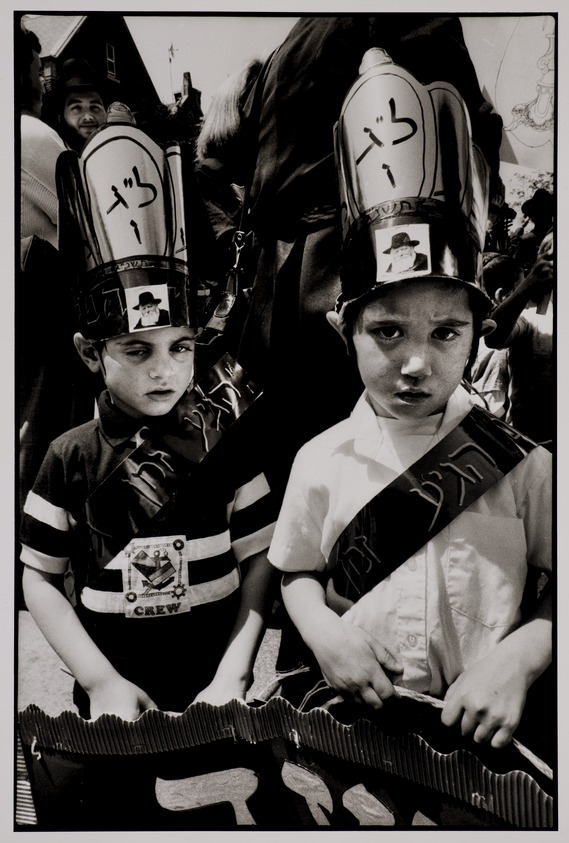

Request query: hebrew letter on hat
[
  {"left": 57, "top": 116, "right": 191, "bottom": 341},
  {"left": 333, "top": 47, "right": 491, "bottom": 311}
]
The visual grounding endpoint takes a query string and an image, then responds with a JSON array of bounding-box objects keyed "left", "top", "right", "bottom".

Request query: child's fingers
[
  {"left": 473, "top": 719, "right": 514, "bottom": 747},
  {"left": 471, "top": 718, "right": 497, "bottom": 744},
  {"left": 364, "top": 661, "right": 397, "bottom": 708},
  {"left": 440, "top": 693, "right": 462, "bottom": 727},
  {"left": 368, "top": 637, "right": 402, "bottom": 675},
  {"left": 490, "top": 725, "right": 514, "bottom": 749},
  {"left": 358, "top": 685, "right": 385, "bottom": 709},
  {"left": 358, "top": 680, "right": 394, "bottom": 709}
]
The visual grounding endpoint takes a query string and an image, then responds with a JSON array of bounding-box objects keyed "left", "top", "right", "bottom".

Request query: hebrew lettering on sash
[
  {"left": 439, "top": 441, "right": 498, "bottom": 505},
  {"left": 340, "top": 533, "right": 381, "bottom": 595},
  {"left": 409, "top": 474, "right": 445, "bottom": 533}
]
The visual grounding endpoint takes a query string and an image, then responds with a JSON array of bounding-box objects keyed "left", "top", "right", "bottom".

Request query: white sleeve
[
  {"left": 268, "top": 446, "right": 328, "bottom": 574},
  {"left": 515, "top": 446, "right": 552, "bottom": 574}
]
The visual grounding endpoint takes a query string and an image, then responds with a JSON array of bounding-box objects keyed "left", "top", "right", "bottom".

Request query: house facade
[{"left": 21, "top": 13, "right": 162, "bottom": 123}]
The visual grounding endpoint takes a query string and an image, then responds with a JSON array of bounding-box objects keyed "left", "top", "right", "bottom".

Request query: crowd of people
[{"left": 17, "top": 13, "right": 554, "bottom": 829}]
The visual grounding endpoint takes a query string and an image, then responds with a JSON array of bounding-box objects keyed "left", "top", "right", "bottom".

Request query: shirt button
[
  {"left": 408, "top": 559, "right": 417, "bottom": 572},
  {"left": 408, "top": 634, "right": 418, "bottom": 647}
]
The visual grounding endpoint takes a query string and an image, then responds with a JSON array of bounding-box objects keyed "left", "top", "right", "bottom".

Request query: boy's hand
[
  {"left": 310, "top": 616, "right": 402, "bottom": 709},
  {"left": 442, "top": 595, "right": 551, "bottom": 749},
  {"left": 192, "top": 676, "right": 248, "bottom": 706},
  {"left": 441, "top": 651, "right": 529, "bottom": 748},
  {"left": 88, "top": 676, "right": 158, "bottom": 721}
]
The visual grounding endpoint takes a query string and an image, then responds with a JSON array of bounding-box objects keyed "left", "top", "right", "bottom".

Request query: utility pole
[{"left": 168, "top": 43, "right": 177, "bottom": 102}]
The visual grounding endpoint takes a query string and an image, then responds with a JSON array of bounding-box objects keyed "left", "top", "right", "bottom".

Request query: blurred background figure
[
  {"left": 19, "top": 20, "right": 65, "bottom": 252},
  {"left": 195, "top": 56, "right": 263, "bottom": 258},
  {"left": 48, "top": 57, "right": 108, "bottom": 151},
  {"left": 484, "top": 232, "right": 554, "bottom": 449},
  {"left": 470, "top": 252, "right": 519, "bottom": 420},
  {"left": 193, "top": 56, "right": 264, "bottom": 367},
  {"left": 485, "top": 201, "right": 516, "bottom": 254},
  {"left": 18, "top": 21, "right": 96, "bottom": 602},
  {"left": 509, "top": 187, "right": 554, "bottom": 276}
]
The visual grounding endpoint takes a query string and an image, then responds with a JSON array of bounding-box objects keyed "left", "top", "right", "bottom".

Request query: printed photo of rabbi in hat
[
  {"left": 380, "top": 225, "right": 430, "bottom": 275},
  {"left": 127, "top": 286, "right": 171, "bottom": 331}
]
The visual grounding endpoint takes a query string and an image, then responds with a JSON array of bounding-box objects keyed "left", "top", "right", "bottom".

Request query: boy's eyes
[
  {"left": 371, "top": 325, "right": 402, "bottom": 339},
  {"left": 124, "top": 348, "right": 149, "bottom": 357},
  {"left": 123, "top": 344, "right": 193, "bottom": 357},
  {"left": 432, "top": 327, "right": 459, "bottom": 341},
  {"left": 369, "top": 325, "right": 459, "bottom": 341}
]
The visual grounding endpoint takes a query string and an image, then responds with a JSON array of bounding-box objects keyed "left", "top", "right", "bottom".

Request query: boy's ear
[
  {"left": 326, "top": 310, "right": 349, "bottom": 349},
  {"left": 325, "top": 310, "right": 341, "bottom": 332},
  {"left": 481, "top": 318, "right": 497, "bottom": 337},
  {"left": 73, "top": 332, "right": 102, "bottom": 373},
  {"left": 326, "top": 309, "right": 346, "bottom": 334}
]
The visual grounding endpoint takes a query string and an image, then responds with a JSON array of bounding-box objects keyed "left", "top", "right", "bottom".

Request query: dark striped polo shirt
[{"left": 20, "top": 390, "right": 279, "bottom": 709}]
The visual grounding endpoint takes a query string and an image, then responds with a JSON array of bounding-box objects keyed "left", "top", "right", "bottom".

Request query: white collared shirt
[{"left": 269, "top": 386, "right": 551, "bottom": 695}]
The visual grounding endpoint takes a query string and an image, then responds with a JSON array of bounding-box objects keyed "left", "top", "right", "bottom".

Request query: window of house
[
  {"left": 41, "top": 59, "right": 56, "bottom": 92},
  {"left": 106, "top": 43, "right": 116, "bottom": 79}
]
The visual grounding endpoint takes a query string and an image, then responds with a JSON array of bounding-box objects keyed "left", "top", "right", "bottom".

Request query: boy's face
[
  {"left": 351, "top": 280, "right": 474, "bottom": 419},
  {"left": 96, "top": 326, "right": 195, "bottom": 419}
]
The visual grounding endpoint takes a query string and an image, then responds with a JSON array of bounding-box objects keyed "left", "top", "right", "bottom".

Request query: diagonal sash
[
  {"left": 329, "top": 406, "right": 537, "bottom": 603},
  {"left": 85, "top": 353, "right": 262, "bottom": 565}
]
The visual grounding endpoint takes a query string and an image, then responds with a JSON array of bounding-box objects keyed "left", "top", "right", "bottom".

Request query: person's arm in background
[{"left": 484, "top": 254, "right": 553, "bottom": 348}]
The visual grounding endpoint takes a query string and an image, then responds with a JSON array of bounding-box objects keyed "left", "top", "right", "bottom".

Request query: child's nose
[
  {"left": 149, "top": 355, "right": 173, "bottom": 379},
  {"left": 401, "top": 349, "right": 432, "bottom": 378}
]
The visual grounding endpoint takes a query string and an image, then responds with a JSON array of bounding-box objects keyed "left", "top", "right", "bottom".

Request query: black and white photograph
[
  {"left": 128, "top": 286, "right": 171, "bottom": 330},
  {"left": 10, "top": 3, "right": 562, "bottom": 836},
  {"left": 378, "top": 226, "right": 431, "bottom": 275}
]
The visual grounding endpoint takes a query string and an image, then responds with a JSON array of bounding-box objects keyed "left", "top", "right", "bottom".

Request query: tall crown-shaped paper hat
[
  {"left": 57, "top": 107, "right": 191, "bottom": 341},
  {"left": 334, "top": 48, "right": 492, "bottom": 312}
]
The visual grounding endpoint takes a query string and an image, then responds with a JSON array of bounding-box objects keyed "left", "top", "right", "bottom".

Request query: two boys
[{"left": 21, "top": 47, "right": 552, "bottom": 760}]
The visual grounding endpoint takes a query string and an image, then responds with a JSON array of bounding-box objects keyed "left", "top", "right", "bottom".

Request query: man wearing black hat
[
  {"left": 54, "top": 58, "right": 107, "bottom": 151},
  {"left": 132, "top": 290, "right": 171, "bottom": 329},
  {"left": 384, "top": 231, "right": 428, "bottom": 273}
]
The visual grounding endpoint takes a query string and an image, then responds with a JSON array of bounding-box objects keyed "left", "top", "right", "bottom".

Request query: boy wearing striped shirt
[{"left": 20, "top": 116, "right": 277, "bottom": 721}]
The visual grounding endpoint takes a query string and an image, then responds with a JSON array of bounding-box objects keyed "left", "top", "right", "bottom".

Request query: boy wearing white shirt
[{"left": 268, "top": 48, "right": 552, "bottom": 753}]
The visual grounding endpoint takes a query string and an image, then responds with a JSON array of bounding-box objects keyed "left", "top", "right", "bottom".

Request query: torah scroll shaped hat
[
  {"left": 333, "top": 48, "right": 492, "bottom": 315},
  {"left": 57, "top": 113, "right": 191, "bottom": 340}
]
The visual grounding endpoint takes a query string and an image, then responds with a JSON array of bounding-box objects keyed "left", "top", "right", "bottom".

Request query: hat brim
[
  {"left": 383, "top": 239, "right": 420, "bottom": 254},
  {"left": 337, "top": 274, "right": 492, "bottom": 323},
  {"left": 133, "top": 299, "right": 162, "bottom": 309}
]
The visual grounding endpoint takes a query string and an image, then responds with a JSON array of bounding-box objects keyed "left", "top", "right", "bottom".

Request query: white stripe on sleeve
[
  {"left": 24, "top": 491, "right": 72, "bottom": 532},
  {"left": 232, "top": 473, "right": 271, "bottom": 513},
  {"left": 20, "top": 544, "right": 70, "bottom": 575},
  {"left": 231, "top": 521, "right": 276, "bottom": 563}
]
